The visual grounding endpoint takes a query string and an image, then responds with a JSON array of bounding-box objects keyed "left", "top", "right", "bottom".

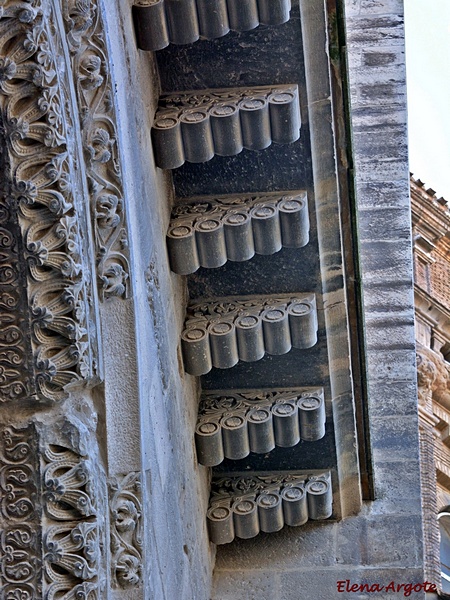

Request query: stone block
[
  {"left": 358, "top": 81, "right": 406, "bottom": 107},
  {"left": 279, "top": 567, "right": 427, "bottom": 599},
  {"left": 358, "top": 207, "right": 412, "bottom": 242},
  {"left": 215, "top": 521, "right": 337, "bottom": 570},
  {"left": 365, "top": 379, "right": 420, "bottom": 417},
  {"left": 355, "top": 180, "right": 409, "bottom": 209},
  {"left": 360, "top": 0, "right": 405, "bottom": 14},
  {"left": 362, "top": 46, "right": 405, "bottom": 68},
  {"left": 363, "top": 280, "right": 415, "bottom": 314},
  {"left": 366, "top": 348, "right": 416, "bottom": 382},
  {"left": 359, "top": 239, "right": 414, "bottom": 283},
  {"left": 335, "top": 516, "right": 368, "bottom": 566},
  {"left": 367, "top": 460, "right": 422, "bottom": 515},
  {"left": 212, "top": 570, "right": 280, "bottom": 600},
  {"left": 345, "top": 15, "right": 405, "bottom": 47},
  {"left": 366, "top": 516, "right": 424, "bottom": 567},
  {"left": 364, "top": 315, "right": 416, "bottom": 351},
  {"left": 353, "top": 123, "right": 408, "bottom": 161},
  {"left": 370, "top": 416, "right": 420, "bottom": 462},
  {"left": 352, "top": 105, "right": 407, "bottom": 129}
]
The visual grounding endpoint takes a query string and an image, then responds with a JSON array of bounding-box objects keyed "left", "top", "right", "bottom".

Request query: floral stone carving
[
  {"left": 0, "top": 425, "right": 41, "bottom": 599},
  {"left": 61, "top": 0, "right": 130, "bottom": 300},
  {"left": 110, "top": 472, "right": 143, "bottom": 588},
  {"left": 0, "top": 419, "right": 106, "bottom": 599},
  {"left": 0, "top": 0, "right": 100, "bottom": 402}
]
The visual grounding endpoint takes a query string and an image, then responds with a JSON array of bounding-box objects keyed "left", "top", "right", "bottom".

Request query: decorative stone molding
[
  {"left": 41, "top": 427, "right": 104, "bottom": 598},
  {"left": 110, "top": 472, "right": 143, "bottom": 589},
  {"left": 182, "top": 293, "right": 317, "bottom": 375},
  {"left": 0, "top": 425, "right": 41, "bottom": 599},
  {"left": 195, "top": 387, "right": 325, "bottom": 466},
  {"left": 167, "top": 191, "right": 309, "bottom": 274},
  {"left": 133, "top": 0, "right": 292, "bottom": 51},
  {"left": 151, "top": 85, "right": 300, "bottom": 169},
  {"left": 207, "top": 471, "right": 332, "bottom": 544},
  {"left": 0, "top": 419, "right": 105, "bottom": 598},
  {"left": 61, "top": 0, "right": 130, "bottom": 300},
  {"left": 0, "top": 0, "right": 99, "bottom": 402}
]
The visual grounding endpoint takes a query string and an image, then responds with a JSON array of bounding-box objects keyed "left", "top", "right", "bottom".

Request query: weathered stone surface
[{"left": 213, "top": 570, "right": 280, "bottom": 600}]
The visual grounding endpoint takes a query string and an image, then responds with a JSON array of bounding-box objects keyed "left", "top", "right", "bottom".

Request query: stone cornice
[
  {"left": 133, "top": 0, "right": 292, "bottom": 51},
  {"left": 207, "top": 471, "right": 332, "bottom": 544},
  {"left": 411, "top": 176, "right": 450, "bottom": 246}
]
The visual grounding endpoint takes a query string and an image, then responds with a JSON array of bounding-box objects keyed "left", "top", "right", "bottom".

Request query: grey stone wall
[
  {"left": 211, "top": 0, "right": 425, "bottom": 598},
  {"left": 101, "top": 1, "right": 214, "bottom": 598}
]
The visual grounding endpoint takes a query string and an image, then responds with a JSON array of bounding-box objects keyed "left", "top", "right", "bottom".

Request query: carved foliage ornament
[
  {"left": 0, "top": 421, "right": 105, "bottom": 598},
  {"left": 42, "top": 440, "right": 103, "bottom": 599},
  {"left": 61, "top": 0, "right": 129, "bottom": 300},
  {"left": 0, "top": 0, "right": 101, "bottom": 402},
  {"left": 0, "top": 425, "right": 41, "bottom": 599},
  {"left": 109, "top": 472, "right": 143, "bottom": 589}
]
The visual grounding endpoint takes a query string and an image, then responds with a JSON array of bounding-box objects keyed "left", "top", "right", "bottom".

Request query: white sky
[{"left": 405, "top": 0, "right": 450, "bottom": 200}]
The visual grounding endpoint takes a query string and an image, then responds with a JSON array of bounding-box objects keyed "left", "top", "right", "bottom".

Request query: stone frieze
[
  {"left": 61, "top": 0, "right": 130, "bottom": 300},
  {"left": 0, "top": 0, "right": 99, "bottom": 402},
  {"left": 0, "top": 419, "right": 106, "bottom": 599}
]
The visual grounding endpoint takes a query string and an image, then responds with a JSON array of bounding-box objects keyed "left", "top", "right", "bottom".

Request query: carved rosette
[
  {"left": 109, "top": 472, "right": 143, "bottom": 589},
  {"left": 61, "top": 0, "right": 130, "bottom": 300},
  {"left": 0, "top": 0, "right": 99, "bottom": 402}
]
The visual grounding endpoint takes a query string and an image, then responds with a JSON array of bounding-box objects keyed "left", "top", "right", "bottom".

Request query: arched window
[{"left": 438, "top": 510, "right": 450, "bottom": 594}]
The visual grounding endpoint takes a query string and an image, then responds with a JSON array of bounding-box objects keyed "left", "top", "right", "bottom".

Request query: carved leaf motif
[
  {"left": 115, "top": 553, "right": 141, "bottom": 588},
  {"left": 0, "top": 0, "right": 97, "bottom": 401},
  {"left": 0, "top": 426, "right": 40, "bottom": 594},
  {"left": 60, "top": 0, "right": 129, "bottom": 300},
  {"left": 109, "top": 472, "right": 142, "bottom": 589}
]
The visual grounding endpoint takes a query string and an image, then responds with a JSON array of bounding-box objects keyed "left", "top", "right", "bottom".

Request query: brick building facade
[{"left": 412, "top": 175, "right": 450, "bottom": 594}]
